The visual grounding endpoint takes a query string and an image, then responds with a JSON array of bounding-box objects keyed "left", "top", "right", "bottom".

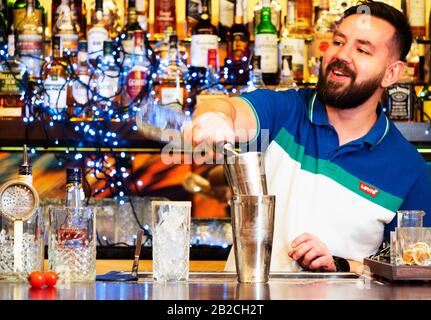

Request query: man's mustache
[{"left": 325, "top": 60, "right": 356, "bottom": 79}]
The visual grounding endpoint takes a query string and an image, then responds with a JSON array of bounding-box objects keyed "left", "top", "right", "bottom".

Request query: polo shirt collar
[{"left": 308, "top": 92, "right": 390, "bottom": 149}]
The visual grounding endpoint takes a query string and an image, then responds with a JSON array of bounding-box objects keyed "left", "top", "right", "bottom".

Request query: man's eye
[
  {"left": 333, "top": 40, "right": 343, "bottom": 46},
  {"left": 357, "top": 48, "right": 370, "bottom": 55}
]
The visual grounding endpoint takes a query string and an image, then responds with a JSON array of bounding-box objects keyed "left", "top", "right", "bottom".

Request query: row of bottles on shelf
[{"left": 0, "top": 0, "right": 431, "bottom": 121}]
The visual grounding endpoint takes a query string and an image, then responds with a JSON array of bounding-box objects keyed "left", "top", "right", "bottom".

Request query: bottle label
[
  {"left": 44, "top": 76, "right": 68, "bottom": 111},
  {"left": 98, "top": 70, "right": 119, "bottom": 98},
  {"left": 161, "top": 87, "right": 184, "bottom": 106},
  {"left": 72, "top": 74, "right": 90, "bottom": 105},
  {"left": 230, "top": 33, "right": 249, "bottom": 61},
  {"left": 254, "top": 34, "right": 278, "bottom": 73},
  {"left": 18, "top": 34, "right": 43, "bottom": 77},
  {"left": 311, "top": 31, "right": 332, "bottom": 58},
  {"left": 0, "top": 70, "right": 22, "bottom": 94},
  {"left": 154, "top": 0, "right": 177, "bottom": 35},
  {"left": 190, "top": 34, "right": 219, "bottom": 67},
  {"left": 219, "top": 0, "right": 234, "bottom": 28},
  {"left": 386, "top": 84, "right": 413, "bottom": 120},
  {"left": 280, "top": 37, "right": 305, "bottom": 65},
  {"left": 60, "top": 33, "right": 79, "bottom": 54},
  {"left": 126, "top": 68, "right": 149, "bottom": 100},
  {"left": 88, "top": 27, "right": 109, "bottom": 60},
  {"left": 408, "top": 0, "right": 425, "bottom": 27}
]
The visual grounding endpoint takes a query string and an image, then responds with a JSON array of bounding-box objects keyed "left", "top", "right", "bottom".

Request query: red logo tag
[{"left": 359, "top": 182, "right": 379, "bottom": 197}]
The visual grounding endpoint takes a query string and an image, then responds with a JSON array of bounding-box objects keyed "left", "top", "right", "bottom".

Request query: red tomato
[
  {"left": 44, "top": 271, "right": 58, "bottom": 287},
  {"left": 28, "top": 271, "right": 45, "bottom": 288}
]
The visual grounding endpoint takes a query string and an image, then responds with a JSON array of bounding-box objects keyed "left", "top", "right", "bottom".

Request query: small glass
[
  {"left": 397, "top": 210, "right": 425, "bottom": 227},
  {"left": 151, "top": 201, "right": 191, "bottom": 282},
  {"left": 0, "top": 208, "right": 44, "bottom": 281},
  {"left": 48, "top": 207, "right": 96, "bottom": 282},
  {"left": 395, "top": 227, "right": 431, "bottom": 266}
]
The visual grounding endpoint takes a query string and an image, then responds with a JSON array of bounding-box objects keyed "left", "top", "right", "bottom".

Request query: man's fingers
[
  {"left": 290, "top": 233, "right": 314, "bottom": 249},
  {"left": 309, "top": 256, "right": 336, "bottom": 272},
  {"left": 289, "top": 242, "right": 313, "bottom": 261},
  {"left": 301, "top": 248, "right": 321, "bottom": 267}
]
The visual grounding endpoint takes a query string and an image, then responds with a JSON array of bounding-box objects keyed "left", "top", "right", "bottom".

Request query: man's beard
[{"left": 316, "top": 59, "right": 385, "bottom": 110}]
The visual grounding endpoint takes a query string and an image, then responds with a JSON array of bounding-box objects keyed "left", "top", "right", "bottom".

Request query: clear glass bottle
[
  {"left": 254, "top": 0, "right": 278, "bottom": 85},
  {"left": 42, "top": 35, "right": 71, "bottom": 116},
  {"left": 243, "top": 55, "right": 266, "bottom": 93},
  {"left": 15, "top": 0, "right": 44, "bottom": 80},
  {"left": 276, "top": 55, "right": 297, "bottom": 91},
  {"left": 52, "top": 0, "right": 79, "bottom": 56},
  {"left": 87, "top": 0, "right": 109, "bottom": 66},
  {"left": 407, "top": 0, "right": 426, "bottom": 40}
]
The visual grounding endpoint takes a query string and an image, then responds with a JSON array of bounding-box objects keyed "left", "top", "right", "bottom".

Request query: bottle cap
[{"left": 67, "top": 168, "right": 82, "bottom": 183}]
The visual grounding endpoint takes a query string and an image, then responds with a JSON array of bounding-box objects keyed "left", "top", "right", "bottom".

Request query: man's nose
[{"left": 332, "top": 44, "right": 354, "bottom": 65}]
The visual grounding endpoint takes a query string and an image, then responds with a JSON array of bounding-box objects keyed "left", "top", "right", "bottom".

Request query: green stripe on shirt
[{"left": 274, "top": 128, "right": 403, "bottom": 212}]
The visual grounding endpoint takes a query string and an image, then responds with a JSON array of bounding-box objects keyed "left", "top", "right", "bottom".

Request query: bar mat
[{"left": 96, "top": 271, "right": 138, "bottom": 282}]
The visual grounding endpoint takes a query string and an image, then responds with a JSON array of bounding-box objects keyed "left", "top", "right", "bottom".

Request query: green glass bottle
[{"left": 254, "top": 0, "right": 279, "bottom": 85}]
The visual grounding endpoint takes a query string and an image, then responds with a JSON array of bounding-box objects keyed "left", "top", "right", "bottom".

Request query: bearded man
[{"left": 184, "top": 1, "right": 431, "bottom": 272}]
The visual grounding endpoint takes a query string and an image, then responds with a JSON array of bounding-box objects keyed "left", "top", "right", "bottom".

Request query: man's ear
[{"left": 381, "top": 60, "right": 405, "bottom": 88}]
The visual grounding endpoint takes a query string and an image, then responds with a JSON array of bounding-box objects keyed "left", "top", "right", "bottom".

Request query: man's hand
[{"left": 288, "top": 233, "right": 337, "bottom": 272}]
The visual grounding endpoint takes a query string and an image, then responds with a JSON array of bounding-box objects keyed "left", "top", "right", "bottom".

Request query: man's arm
[{"left": 188, "top": 97, "right": 258, "bottom": 144}]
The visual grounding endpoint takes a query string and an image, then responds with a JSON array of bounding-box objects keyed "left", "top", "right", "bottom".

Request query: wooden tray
[{"left": 364, "top": 258, "right": 431, "bottom": 281}]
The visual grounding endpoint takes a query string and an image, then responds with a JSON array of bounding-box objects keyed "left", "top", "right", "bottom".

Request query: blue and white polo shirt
[{"left": 225, "top": 88, "right": 431, "bottom": 271}]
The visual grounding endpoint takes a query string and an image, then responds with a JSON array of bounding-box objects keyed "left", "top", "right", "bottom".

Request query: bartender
[{"left": 184, "top": 1, "right": 431, "bottom": 272}]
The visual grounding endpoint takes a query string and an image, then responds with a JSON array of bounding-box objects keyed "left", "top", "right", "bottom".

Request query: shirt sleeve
[
  {"left": 384, "top": 166, "right": 431, "bottom": 241},
  {"left": 239, "top": 88, "right": 305, "bottom": 151}
]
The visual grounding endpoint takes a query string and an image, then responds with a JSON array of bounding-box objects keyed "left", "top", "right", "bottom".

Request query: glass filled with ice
[{"left": 151, "top": 201, "right": 192, "bottom": 282}]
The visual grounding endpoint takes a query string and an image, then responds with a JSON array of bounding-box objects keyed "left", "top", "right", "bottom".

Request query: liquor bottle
[
  {"left": 312, "top": 0, "right": 336, "bottom": 59},
  {"left": 55, "top": 167, "right": 87, "bottom": 248},
  {"left": 219, "top": 0, "right": 235, "bottom": 43},
  {"left": 87, "top": 0, "right": 109, "bottom": 66},
  {"left": 135, "top": 0, "right": 149, "bottom": 32},
  {"left": 243, "top": 55, "right": 266, "bottom": 92},
  {"left": 296, "top": 0, "right": 313, "bottom": 35},
  {"left": 12, "top": 0, "right": 44, "bottom": 30},
  {"left": 254, "top": 0, "right": 278, "bottom": 85},
  {"left": 279, "top": 0, "right": 307, "bottom": 83},
  {"left": 0, "top": 2, "right": 6, "bottom": 47},
  {"left": 15, "top": 0, "right": 44, "bottom": 80},
  {"left": 154, "top": 34, "right": 188, "bottom": 109},
  {"left": 407, "top": 0, "right": 426, "bottom": 40},
  {"left": 52, "top": 0, "right": 85, "bottom": 41},
  {"left": 385, "top": 83, "right": 416, "bottom": 121},
  {"left": 186, "top": 0, "right": 200, "bottom": 40},
  {"left": 154, "top": 26, "right": 188, "bottom": 63},
  {"left": 122, "top": 0, "right": 156, "bottom": 67},
  {"left": 52, "top": 0, "right": 79, "bottom": 56},
  {"left": 122, "top": 30, "right": 151, "bottom": 112},
  {"left": 0, "top": 53, "right": 27, "bottom": 119},
  {"left": 42, "top": 35, "right": 70, "bottom": 115},
  {"left": 253, "top": 0, "right": 282, "bottom": 35},
  {"left": 71, "top": 40, "right": 91, "bottom": 119},
  {"left": 153, "top": 0, "right": 177, "bottom": 41},
  {"left": 276, "top": 55, "right": 297, "bottom": 91},
  {"left": 197, "top": 48, "right": 225, "bottom": 104},
  {"left": 224, "top": 0, "right": 250, "bottom": 85},
  {"left": 65, "top": 168, "right": 85, "bottom": 209},
  {"left": 95, "top": 40, "right": 120, "bottom": 111},
  {"left": 190, "top": 0, "right": 219, "bottom": 83}
]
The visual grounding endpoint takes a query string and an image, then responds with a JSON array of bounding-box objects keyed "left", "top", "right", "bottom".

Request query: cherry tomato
[
  {"left": 44, "top": 271, "right": 58, "bottom": 287},
  {"left": 28, "top": 271, "right": 45, "bottom": 288}
]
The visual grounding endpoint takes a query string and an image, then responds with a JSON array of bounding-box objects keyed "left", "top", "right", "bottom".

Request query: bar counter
[{"left": 0, "top": 260, "right": 430, "bottom": 300}]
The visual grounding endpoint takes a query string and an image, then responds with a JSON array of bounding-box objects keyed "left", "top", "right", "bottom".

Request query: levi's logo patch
[{"left": 359, "top": 182, "right": 379, "bottom": 197}]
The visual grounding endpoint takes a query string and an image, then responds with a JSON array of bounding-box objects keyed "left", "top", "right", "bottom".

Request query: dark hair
[{"left": 340, "top": 0, "right": 412, "bottom": 61}]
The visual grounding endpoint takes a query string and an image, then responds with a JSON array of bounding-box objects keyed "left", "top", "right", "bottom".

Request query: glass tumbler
[{"left": 151, "top": 201, "right": 192, "bottom": 282}]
